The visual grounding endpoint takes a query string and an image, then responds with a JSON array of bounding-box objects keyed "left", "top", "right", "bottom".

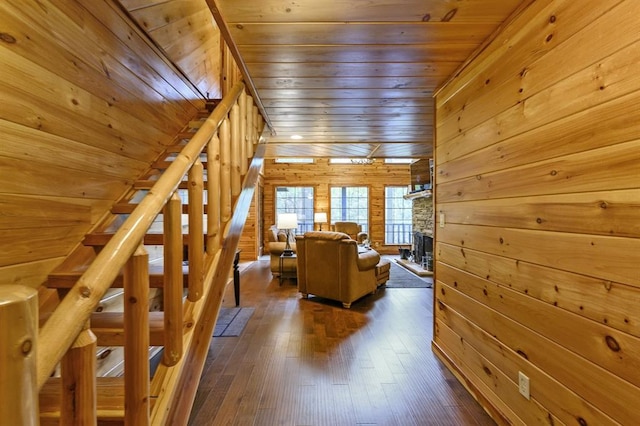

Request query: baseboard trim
[{"left": 431, "top": 340, "right": 511, "bottom": 426}]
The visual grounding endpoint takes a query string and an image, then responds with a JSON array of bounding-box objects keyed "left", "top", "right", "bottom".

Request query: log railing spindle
[
  {"left": 230, "top": 104, "right": 241, "bottom": 197},
  {"left": 124, "top": 245, "right": 150, "bottom": 425},
  {"left": 220, "top": 118, "right": 232, "bottom": 223},
  {"left": 207, "top": 135, "right": 221, "bottom": 255},
  {"left": 60, "top": 323, "right": 97, "bottom": 425},
  {"left": 246, "top": 96, "right": 254, "bottom": 159},
  {"left": 163, "top": 192, "right": 184, "bottom": 367},
  {"left": 187, "top": 160, "right": 204, "bottom": 302},
  {"left": 239, "top": 92, "right": 248, "bottom": 173}
]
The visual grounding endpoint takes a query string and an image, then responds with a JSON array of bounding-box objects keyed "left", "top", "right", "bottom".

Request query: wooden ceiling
[{"left": 209, "top": 1, "right": 526, "bottom": 159}]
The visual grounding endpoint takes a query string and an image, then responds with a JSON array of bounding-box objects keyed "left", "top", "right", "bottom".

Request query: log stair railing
[{"left": 2, "top": 81, "right": 267, "bottom": 425}]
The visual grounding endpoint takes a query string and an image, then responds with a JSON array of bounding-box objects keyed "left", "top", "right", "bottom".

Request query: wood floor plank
[{"left": 188, "top": 258, "right": 496, "bottom": 425}]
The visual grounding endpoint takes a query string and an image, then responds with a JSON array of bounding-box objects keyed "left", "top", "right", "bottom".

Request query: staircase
[{"left": 1, "top": 82, "right": 266, "bottom": 425}]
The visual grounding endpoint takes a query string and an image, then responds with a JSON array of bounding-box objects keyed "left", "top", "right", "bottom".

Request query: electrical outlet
[
  {"left": 439, "top": 213, "right": 445, "bottom": 228},
  {"left": 518, "top": 371, "right": 530, "bottom": 400}
]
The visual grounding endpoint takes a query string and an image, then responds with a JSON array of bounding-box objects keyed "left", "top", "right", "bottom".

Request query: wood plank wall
[
  {"left": 0, "top": 0, "right": 209, "bottom": 288},
  {"left": 119, "top": 0, "right": 222, "bottom": 100},
  {"left": 433, "top": 1, "right": 640, "bottom": 424},
  {"left": 261, "top": 159, "right": 412, "bottom": 256}
]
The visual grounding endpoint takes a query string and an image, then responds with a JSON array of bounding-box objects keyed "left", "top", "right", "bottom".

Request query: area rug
[
  {"left": 213, "top": 307, "right": 255, "bottom": 337},
  {"left": 385, "top": 260, "right": 433, "bottom": 288}
]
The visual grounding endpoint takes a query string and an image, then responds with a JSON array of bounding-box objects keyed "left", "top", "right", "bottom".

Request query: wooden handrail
[{"left": 36, "top": 81, "right": 246, "bottom": 389}]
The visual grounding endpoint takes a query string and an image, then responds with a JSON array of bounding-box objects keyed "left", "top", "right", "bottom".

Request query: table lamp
[
  {"left": 314, "top": 212, "right": 328, "bottom": 231},
  {"left": 277, "top": 213, "right": 298, "bottom": 256}
]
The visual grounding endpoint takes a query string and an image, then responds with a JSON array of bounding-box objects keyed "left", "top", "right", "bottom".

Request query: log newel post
[
  {"left": 60, "top": 321, "right": 97, "bottom": 425},
  {"left": 163, "top": 192, "right": 184, "bottom": 366},
  {"left": 0, "top": 285, "right": 38, "bottom": 426}
]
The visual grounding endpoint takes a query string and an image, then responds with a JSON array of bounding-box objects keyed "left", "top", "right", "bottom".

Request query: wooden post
[
  {"left": 253, "top": 105, "right": 259, "bottom": 152},
  {"left": 60, "top": 323, "right": 97, "bottom": 425},
  {"left": 246, "top": 96, "right": 254, "bottom": 160},
  {"left": 163, "top": 192, "right": 183, "bottom": 366},
  {"left": 220, "top": 118, "right": 232, "bottom": 223},
  {"left": 207, "top": 135, "right": 221, "bottom": 255},
  {"left": 239, "top": 92, "right": 248, "bottom": 174},
  {"left": 0, "top": 285, "right": 38, "bottom": 425},
  {"left": 124, "top": 245, "right": 150, "bottom": 425},
  {"left": 230, "top": 104, "right": 242, "bottom": 197},
  {"left": 188, "top": 160, "right": 204, "bottom": 302}
]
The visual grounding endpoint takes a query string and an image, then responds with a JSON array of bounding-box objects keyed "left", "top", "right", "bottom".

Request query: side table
[{"left": 279, "top": 253, "right": 297, "bottom": 285}]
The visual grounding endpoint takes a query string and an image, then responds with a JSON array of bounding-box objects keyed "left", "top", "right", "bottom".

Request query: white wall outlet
[
  {"left": 518, "top": 371, "right": 530, "bottom": 400},
  {"left": 439, "top": 213, "right": 445, "bottom": 228}
]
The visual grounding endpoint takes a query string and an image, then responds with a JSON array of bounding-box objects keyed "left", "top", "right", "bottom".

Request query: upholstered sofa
[
  {"left": 295, "top": 231, "right": 380, "bottom": 308},
  {"left": 266, "top": 225, "right": 297, "bottom": 276},
  {"left": 331, "top": 221, "right": 368, "bottom": 244}
]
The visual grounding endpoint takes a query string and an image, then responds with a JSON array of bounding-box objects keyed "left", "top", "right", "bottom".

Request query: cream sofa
[
  {"left": 295, "top": 231, "right": 380, "bottom": 308},
  {"left": 266, "top": 225, "right": 297, "bottom": 276}
]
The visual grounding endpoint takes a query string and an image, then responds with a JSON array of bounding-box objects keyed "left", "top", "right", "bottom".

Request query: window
[
  {"left": 385, "top": 186, "right": 413, "bottom": 244},
  {"left": 274, "top": 158, "right": 314, "bottom": 164},
  {"left": 330, "top": 186, "right": 369, "bottom": 232},
  {"left": 384, "top": 158, "right": 416, "bottom": 164},
  {"left": 275, "top": 186, "right": 314, "bottom": 234}
]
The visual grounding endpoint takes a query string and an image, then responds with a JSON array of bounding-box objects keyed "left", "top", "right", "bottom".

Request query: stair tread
[
  {"left": 40, "top": 377, "right": 128, "bottom": 418},
  {"left": 48, "top": 263, "right": 189, "bottom": 288},
  {"left": 112, "top": 203, "right": 208, "bottom": 215},
  {"left": 83, "top": 232, "right": 204, "bottom": 246},
  {"left": 91, "top": 311, "right": 166, "bottom": 346}
]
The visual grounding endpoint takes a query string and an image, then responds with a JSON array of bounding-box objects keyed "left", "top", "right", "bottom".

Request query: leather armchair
[
  {"left": 296, "top": 231, "right": 380, "bottom": 308},
  {"left": 331, "top": 221, "right": 368, "bottom": 244},
  {"left": 266, "top": 225, "right": 297, "bottom": 276}
]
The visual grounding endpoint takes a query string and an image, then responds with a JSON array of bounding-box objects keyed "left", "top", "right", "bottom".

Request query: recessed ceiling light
[{"left": 290, "top": 135, "right": 303, "bottom": 140}]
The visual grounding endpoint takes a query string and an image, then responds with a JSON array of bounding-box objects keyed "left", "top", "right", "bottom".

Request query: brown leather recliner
[
  {"left": 296, "top": 231, "right": 380, "bottom": 308},
  {"left": 331, "top": 221, "right": 368, "bottom": 244}
]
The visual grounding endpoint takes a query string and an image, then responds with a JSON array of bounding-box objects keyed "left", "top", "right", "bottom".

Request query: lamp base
[{"left": 282, "top": 249, "right": 294, "bottom": 257}]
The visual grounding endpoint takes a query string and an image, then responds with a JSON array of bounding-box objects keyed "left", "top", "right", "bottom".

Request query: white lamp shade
[
  {"left": 277, "top": 213, "right": 298, "bottom": 230},
  {"left": 314, "top": 212, "right": 327, "bottom": 223}
]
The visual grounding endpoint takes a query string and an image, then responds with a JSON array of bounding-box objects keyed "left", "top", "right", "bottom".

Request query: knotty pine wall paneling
[
  {"left": 262, "top": 159, "right": 411, "bottom": 255},
  {"left": 0, "top": 0, "right": 210, "bottom": 288},
  {"left": 433, "top": 1, "right": 640, "bottom": 424}
]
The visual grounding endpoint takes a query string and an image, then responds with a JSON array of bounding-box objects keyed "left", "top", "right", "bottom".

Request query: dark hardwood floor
[{"left": 188, "top": 258, "right": 496, "bottom": 426}]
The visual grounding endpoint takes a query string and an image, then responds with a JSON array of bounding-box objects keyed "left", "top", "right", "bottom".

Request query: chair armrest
[
  {"left": 356, "top": 250, "right": 380, "bottom": 271},
  {"left": 268, "top": 242, "right": 296, "bottom": 255}
]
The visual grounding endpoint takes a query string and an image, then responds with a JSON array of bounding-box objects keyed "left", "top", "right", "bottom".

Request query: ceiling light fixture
[{"left": 290, "top": 135, "right": 303, "bottom": 140}]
